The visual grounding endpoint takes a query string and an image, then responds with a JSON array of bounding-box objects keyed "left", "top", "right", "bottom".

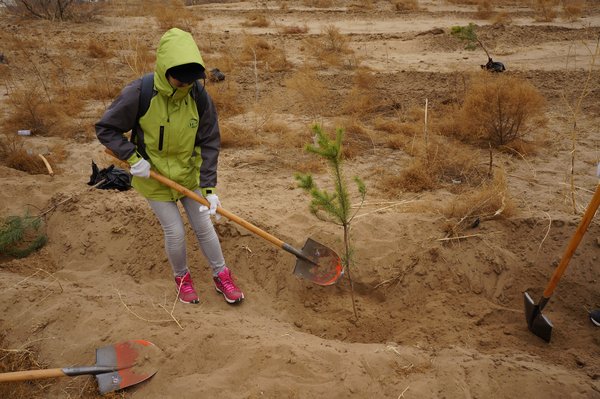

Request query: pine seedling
[
  {"left": 0, "top": 213, "right": 48, "bottom": 259},
  {"left": 295, "top": 124, "right": 366, "bottom": 320},
  {"left": 450, "top": 23, "right": 491, "bottom": 57}
]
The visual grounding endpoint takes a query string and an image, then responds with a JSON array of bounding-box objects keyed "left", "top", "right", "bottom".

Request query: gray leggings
[{"left": 148, "top": 189, "right": 226, "bottom": 277}]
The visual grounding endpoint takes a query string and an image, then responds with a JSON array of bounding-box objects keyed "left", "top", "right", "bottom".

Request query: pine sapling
[{"left": 295, "top": 124, "right": 366, "bottom": 320}]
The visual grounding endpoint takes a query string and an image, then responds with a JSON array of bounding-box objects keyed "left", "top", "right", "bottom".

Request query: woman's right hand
[{"left": 130, "top": 158, "right": 151, "bottom": 178}]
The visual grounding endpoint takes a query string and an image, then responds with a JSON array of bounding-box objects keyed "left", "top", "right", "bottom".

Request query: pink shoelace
[{"left": 219, "top": 272, "right": 237, "bottom": 293}]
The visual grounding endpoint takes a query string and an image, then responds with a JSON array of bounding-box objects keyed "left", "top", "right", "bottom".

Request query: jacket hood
[{"left": 154, "top": 28, "right": 205, "bottom": 96}]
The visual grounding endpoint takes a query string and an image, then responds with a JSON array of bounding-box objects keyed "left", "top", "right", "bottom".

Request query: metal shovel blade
[
  {"left": 524, "top": 292, "right": 553, "bottom": 343},
  {"left": 293, "top": 238, "right": 343, "bottom": 286},
  {"left": 95, "top": 340, "right": 159, "bottom": 394}
]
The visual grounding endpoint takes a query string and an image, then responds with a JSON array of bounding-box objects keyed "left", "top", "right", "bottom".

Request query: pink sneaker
[
  {"left": 174, "top": 272, "right": 199, "bottom": 304},
  {"left": 213, "top": 267, "right": 244, "bottom": 304}
]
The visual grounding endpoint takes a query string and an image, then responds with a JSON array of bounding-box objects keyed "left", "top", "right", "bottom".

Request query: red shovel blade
[{"left": 95, "top": 340, "right": 159, "bottom": 394}]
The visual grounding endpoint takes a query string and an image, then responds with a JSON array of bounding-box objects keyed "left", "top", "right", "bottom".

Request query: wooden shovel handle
[
  {"left": 0, "top": 368, "right": 66, "bottom": 382},
  {"left": 104, "top": 150, "right": 286, "bottom": 250},
  {"left": 543, "top": 183, "right": 600, "bottom": 298}
]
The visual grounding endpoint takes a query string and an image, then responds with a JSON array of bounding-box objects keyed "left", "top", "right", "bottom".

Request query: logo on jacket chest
[{"left": 189, "top": 118, "right": 199, "bottom": 129}]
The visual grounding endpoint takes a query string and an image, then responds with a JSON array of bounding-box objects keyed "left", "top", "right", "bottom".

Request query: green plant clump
[{"left": 0, "top": 213, "right": 48, "bottom": 259}]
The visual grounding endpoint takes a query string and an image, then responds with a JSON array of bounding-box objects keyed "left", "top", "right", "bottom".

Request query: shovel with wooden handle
[
  {"left": 105, "top": 150, "right": 343, "bottom": 286},
  {"left": 524, "top": 183, "right": 600, "bottom": 342},
  {"left": 0, "top": 340, "right": 160, "bottom": 395}
]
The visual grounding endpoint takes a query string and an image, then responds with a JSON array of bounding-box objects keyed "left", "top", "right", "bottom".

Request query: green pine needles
[
  {"left": 0, "top": 213, "right": 48, "bottom": 259},
  {"left": 295, "top": 124, "right": 366, "bottom": 320}
]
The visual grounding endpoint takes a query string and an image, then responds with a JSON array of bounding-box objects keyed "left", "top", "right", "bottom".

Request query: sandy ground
[{"left": 0, "top": 1, "right": 599, "bottom": 398}]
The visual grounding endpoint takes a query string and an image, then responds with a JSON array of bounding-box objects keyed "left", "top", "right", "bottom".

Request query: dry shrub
[
  {"left": 87, "top": 39, "right": 112, "bottom": 59},
  {"left": 304, "top": 25, "right": 353, "bottom": 67},
  {"left": 242, "top": 13, "right": 270, "bottom": 28},
  {"left": 379, "top": 137, "right": 487, "bottom": 195},
  {"left": 336, "top": 118, "right": 375, "bottom": 159},
  {"left": 475, "top": 0, "right": 494, "bottom": 19},
  {"left": 492, "top": 11, "right": 513, "bottom": 25},
  {"left": 342, "top": 68, "right": 382, "bottom": 116},
  {"left": 302, "top": 0, "right": 335, "bottom": 7},
  {"left": 441, "top": 169, "right": 514, "bottom": 237},
  {"left": 279, "top": 24, "right": 309, "bottom": 35},
  {"left": 0, "top": 0, "right": 102, "bottom": 21},
  {"left": 453, "top": 74, "right": 545, "bottom": 147},
  {"left": 562, "top": 0, "right": 584, "bottom": 21},
  {"left": 284, "top": 70, "right": 329, "bottom": 120},
  {"left": 119, "top": 35, "right": 156, "bottom": 78},
  {"left": 2, "top": 85, "right": 74, "bottom": 137},
  {"left": 151, "top": 0, "right": 197, "bottom": 31},
  {"left": 391, "top": 0, "right": 420, "bottom": 11},
  {"left": 206, "top": 82, "right": 245, "bottom": 118},
  {"left": 240, "top": 35, "right": 291, "bottom": 72},
  {"left": 0, "top": 136, "right": 47, "bottom": 174},
  {"left": 219, "top": 122, "right": 260, "bottom": 148},
  {"left": 532, "top": 0, "right": 559, "bottom": 21}
]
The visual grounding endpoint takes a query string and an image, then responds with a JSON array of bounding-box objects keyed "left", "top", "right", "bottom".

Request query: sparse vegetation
[{"left": 0, "top": 0, "right": 102, "bottom": 21}]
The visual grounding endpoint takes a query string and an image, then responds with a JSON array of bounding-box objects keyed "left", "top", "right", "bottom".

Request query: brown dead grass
[{"left": 440, "top": 168, "right": 515, "bottom": 237}]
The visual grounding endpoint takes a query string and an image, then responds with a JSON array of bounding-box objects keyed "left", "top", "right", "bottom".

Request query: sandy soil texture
[{"left": 0, "top": 1, "right": 599, "bottom": 398}]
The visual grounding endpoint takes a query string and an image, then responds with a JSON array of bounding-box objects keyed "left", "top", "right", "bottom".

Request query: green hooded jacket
[{"left": 96, "top": 28, "right": 221, "bottom": 201}]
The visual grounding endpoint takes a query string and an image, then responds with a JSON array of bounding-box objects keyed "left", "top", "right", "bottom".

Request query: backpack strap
[{"left": 132, "top": 72, "right": 155, "bottom": 159}]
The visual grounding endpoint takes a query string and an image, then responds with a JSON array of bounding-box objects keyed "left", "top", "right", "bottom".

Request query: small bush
[
  {"left": 0, "top": 0, "right": 102, "bottom": 21},
  {"left": 562, "top": 0, "right": 584, "bottom": 21},
  {"left": 279, "top": 24, "right": 309, "bottom": 35},
  {"left": 391, "top": 0, "right": 420, "bottom": 11},
  {"left": 532, "top": 0, "right": 559, "bottom": 22},
  {"left": 242, "top": 13, "right": 270, "bottom": 27},
  {"left": 456, "top": 74, "right": 546, "bottom": 147}
]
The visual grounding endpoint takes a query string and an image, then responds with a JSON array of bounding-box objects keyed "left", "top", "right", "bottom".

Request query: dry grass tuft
[
  {"left": 0, "top": 335, "right": 47, "bottom": 398},
  {"left": 561, "top": 0, "right": 584, "bottom": 21},
  {"left": 152, "top": 0, "right": 198, "bottom": 32},
  {"left": 440, "top": 168, "right": 515, "bottom": 237},
  {"left": 304, "top": 25, "right": 354, "bottom": 67},
  {"left": 240, "top": 35, "right": 291, "bottom": 72},
  {"left": 532, "top": 0, "right": 559, "bottom": 22},
  {"left": 0, "top": 136, "right": 66, "bottom": 175},
  {"left": 219, "top": 122, "right": 260, "bottom": 148},
  {"left": 377, "top": 137, "right": 487, "bottom": 196},
  {"left": 475, "top": 0, "right": 494, "bottom": 19},
  {"left": 207, "top": 82, "right": 246, "bottom": 118},
  {"left": 119, "top": 35, "right": 156, "bottom": 78},
  {"left": 391, "top": 0, "right": 420, "bottom": 11},
  {"left": 284, "top": 70, "right": 330, "bottom": 121},
  {"left": 242, "top": 13, "right": 270, "bottom": 27},
  {"left": 342, "top": 68, "right": 383, "bottom": 117},
  {"left": 302, "top": 0, "right": 336, "bottom": 7},
  {"left": 87, "top": 39, "right": 112, "bottom": 59},
  {"left": 279, "top": 24, "right": 309, "bottom": 35}
]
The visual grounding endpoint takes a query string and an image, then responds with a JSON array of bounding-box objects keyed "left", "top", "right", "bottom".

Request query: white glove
[
  {"left": 597, "top": 162, "right": 600, "bottom": 177},
  {"left": 130, "top": 158, "right": 151, "bottom": 178},
  {"left": 199, "top": 193, "right": 221, "bottom": 221}
]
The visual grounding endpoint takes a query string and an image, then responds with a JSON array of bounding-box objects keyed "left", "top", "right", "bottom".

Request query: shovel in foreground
[
  {"left": 105, "top": 151, "right": 343, "bottom": 286},
  {"left": 0, "top": 340, "right": 159, "bottom": 394},
  {"left": 524, "top": 183, "right": 600, "bottom": 342}
]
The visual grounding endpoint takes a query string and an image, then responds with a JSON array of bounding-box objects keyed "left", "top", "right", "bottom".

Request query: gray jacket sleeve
[
  {"left": 95, "top": 79, "right": 142, "bottom": 161},
  {"left": 195, "top": 88, "right": 221, "bottom": 189}
]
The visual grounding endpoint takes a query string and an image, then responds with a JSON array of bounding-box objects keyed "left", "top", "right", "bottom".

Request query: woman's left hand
[{"left": 200, "top": 194, "right": 221, "bottom": 221}]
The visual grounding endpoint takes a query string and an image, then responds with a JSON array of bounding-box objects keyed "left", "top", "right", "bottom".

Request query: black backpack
[{"left": 132, "top": 72, "right": 208, "bottom": 159}]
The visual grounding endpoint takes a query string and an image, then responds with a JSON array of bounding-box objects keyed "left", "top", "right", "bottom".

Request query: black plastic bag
[{"left": 88, "top": 160, "right": 131, "bottom": 191}]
